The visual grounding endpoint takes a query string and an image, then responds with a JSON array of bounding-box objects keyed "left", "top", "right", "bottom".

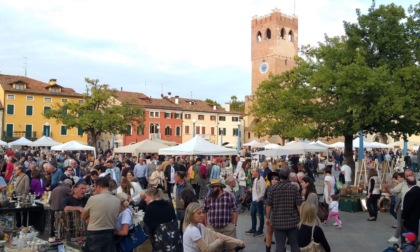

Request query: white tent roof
[
  {"left": 370, "top": 142, "right": 392, "bottom": 149},
  {"left": 0, "top": 140, "right": 7, "bottom": 146},
  {"left": 158, "top": 135, "right": 237, "bottom": 155},
  {"left": 254, "top": 148, "right": 297, "bottom": 156},
  {"left": 252, "top": 140, "right": 271, "bottom": 148},
  {"left": 353, "top": 137, "right": 376, "bottom": 148},
  {"left": 28, "top": 136, "right": 61, "bottom": 147},
  {"left": 114, "top": 139, "right": 168, "bottom": 155},
  {"left": 330, "top": 142, "right": 345, "bottom": 148},
  {"left": 51, "top": 140, "right": 96, "bottom": 157},
  {"left": 279, "top": 140, "right": 328, "bottom": 154},
  {"left": 243, "top": 140, "right": 261, "bottom": 147},
  {"left": 264, "top": 143, "right": 282, "bottom": 149},
  {"left": 310, "top": 140, "right": 331, "bottom": 148},
  {"left": 7, "top": 137, "right": 33, "bottom": 148}
]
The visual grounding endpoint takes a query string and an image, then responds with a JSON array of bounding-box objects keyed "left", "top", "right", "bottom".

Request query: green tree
[
  {"left": 204, "top": 98, "right": 221, "bottom": 107},
  {"left": 229, "top": 95, "right": 245, "bottom": 112},
  {"left": 252, "top": 2, "right": 420, "bottom": 171},
  {"left": 44, "top": 78, "right": 145, "bottom": 148}
]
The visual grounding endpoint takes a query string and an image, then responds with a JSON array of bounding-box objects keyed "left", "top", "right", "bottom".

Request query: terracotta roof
[
  {"left": 164, "top": 96, "right": 242, "bottom": 115},
  {"left": 0, "top": 74, "right": 83, "bottom": 98},
  {"left": 115, "top": 90, "right": 182, "bottom": 110}
]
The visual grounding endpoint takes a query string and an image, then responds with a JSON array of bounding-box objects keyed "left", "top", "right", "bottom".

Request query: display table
[{"left": 0, "top": 204, "right": 45, "bottom": 233}]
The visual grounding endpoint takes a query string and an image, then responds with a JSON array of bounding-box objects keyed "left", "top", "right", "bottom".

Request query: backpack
[
  {"left": 200, "top": 165, "right": 207, "bottom": 180},
  {"left": 188, "top": 166, "right": 195, "bottom": 180}
]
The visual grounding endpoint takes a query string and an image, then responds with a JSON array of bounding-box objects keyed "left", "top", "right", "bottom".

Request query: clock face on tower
[{"left": 259, "top": 62, "right": 269, "bottom": 74}]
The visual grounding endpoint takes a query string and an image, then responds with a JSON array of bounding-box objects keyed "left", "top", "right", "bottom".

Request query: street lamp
[
  {"left": 192, "top": 119, "right": 196, "bottom": 137},
  {"left": 237, "top": 121, "right": 241, "bottom": 154}
]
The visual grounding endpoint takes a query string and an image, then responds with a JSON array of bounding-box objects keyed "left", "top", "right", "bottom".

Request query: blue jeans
[
  {"left": 250, "top": 200, "right": 264, "bottom": 232},
  {"left": 86, "top": 230, "right": 116, "bottom": 252}
]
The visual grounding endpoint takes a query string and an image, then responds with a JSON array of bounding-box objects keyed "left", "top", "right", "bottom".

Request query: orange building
[{"left": 114, "top": 91, "right": 183, "bottom": 146}]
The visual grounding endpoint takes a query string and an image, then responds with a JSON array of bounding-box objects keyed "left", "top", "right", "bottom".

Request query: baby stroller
[{"left": 237, "top": 191, "right": 252, "bottom": 213}]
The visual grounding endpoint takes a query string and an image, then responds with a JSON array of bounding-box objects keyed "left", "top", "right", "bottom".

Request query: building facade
[{"left": 0, "top": 75, "right": 86, "bottom": 143}]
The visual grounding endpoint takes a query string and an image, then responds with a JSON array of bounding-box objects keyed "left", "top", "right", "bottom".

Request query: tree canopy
[
  {"left": 251, "top": 2, "right": 420, "bottom": 168},
  {"left": 44, "top": 78, "right": 145, "bottom": 148},
  {"left": 229, "top": 95, "right": 245, "bottom": 112}
]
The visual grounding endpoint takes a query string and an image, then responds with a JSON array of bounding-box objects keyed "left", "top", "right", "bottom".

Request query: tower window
[
  {"left": 288, "top": 30, "right": 294, "bottom": 41},
  {"left": 280, "top": 28, "right": 286, "bottom": 40},
  {"left": 257, "top": 31, "right": 262, "bottom": 42},
  {"left": 266, "top": 29, "right": 271, "bottom": 39}
]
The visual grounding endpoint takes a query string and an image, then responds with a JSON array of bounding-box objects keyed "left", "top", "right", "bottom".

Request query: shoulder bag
[
  {"left": 300, "top": 225, "right": 326, "bottom": 252},
  {"left": 119, "top": 213, "right": 148, "bottom": 252}
]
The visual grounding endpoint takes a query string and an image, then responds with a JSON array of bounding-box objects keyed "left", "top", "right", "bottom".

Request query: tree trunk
[{"left": 344, "top": 134, "right": 355, "bottom": 182}]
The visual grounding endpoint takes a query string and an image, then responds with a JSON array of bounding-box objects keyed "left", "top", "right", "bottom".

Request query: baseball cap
[{"left": 402, "top": 232, "right": 416, "bottom": 243}]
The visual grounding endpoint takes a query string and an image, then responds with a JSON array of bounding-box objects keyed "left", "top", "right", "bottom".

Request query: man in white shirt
[
  {"left": 340, "top": 160, "right": 352, "bottom": 188},
  {"left": 234, "top": 156, "right": 243, "bottom": 178}
]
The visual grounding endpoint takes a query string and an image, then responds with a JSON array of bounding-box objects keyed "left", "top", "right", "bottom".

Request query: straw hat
[{"left": 207, "top": 178, "right": 226, "bottom": 188}]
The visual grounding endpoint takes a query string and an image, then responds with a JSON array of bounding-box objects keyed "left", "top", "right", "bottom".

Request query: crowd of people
[{"left": 1, "top": 145, "right": 419, "bottom": 252}]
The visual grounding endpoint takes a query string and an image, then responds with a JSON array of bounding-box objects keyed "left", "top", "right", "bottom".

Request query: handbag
[
  {"left": 119, "top": 222, "right": 148, "bottom": 252},
  {"left": 317, "top": 202, "right": 329, "bottom": 222},
  {"left": 300, "top": 225, "right": 326, "bottom": 252}
]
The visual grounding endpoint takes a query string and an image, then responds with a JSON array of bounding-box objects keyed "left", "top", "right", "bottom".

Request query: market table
[{"left": 0, "top": 203, "right": 46, "bottom": 233}]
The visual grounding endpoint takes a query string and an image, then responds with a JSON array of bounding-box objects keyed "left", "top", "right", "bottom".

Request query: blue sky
[{"left": 0, "top": 0, "right": 416, "bottom": 105}]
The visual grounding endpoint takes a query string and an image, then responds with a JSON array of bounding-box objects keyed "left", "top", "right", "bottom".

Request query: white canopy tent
[
  {"left": 27, "top": 136, "right": 61, "bottom": 147},
  {"left": 370, "top": 142, "right": 392, "bottom": 149},
  {"left": 330, "top": 142, "right": 345, "bottom": 148},
  {"left": 114, "top": 139, "right": 168, "bottom": 155},
  {"left": 264, "top": 143, "right": 282, "bottom": 150},
  {"left": 254, "top": 148, "right": 297, "bottom": 156},
  {"left": 7, "top": 137, "right": 33, "bottom": 148},
  {"left": 51, "top": 140, "right": 96, "bottom": 158},
  {"left": 310, "top": 140, "right": 331, "bottom": 148},
  {"left": 243, "top": 140, "right": 261, "bottom": 147},
  {"left": 252, "top": 140, "right": 271, "bottom": 148},
  {"left": 279, "top": 141, "right": 328, "bottom": 154},
  {"left": 0, "top": 140, "right": 7, "bottom": 146},
  {"left": 158, "top": 136, "right": 237, "bottom": 155}
]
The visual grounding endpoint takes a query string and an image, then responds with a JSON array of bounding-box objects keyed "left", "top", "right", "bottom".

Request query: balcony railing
[{"left": 2, "top": 131, "right": 38, "bottom": 142}]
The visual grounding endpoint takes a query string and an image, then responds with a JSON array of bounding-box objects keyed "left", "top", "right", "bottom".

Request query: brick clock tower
[{"left": 244, "top": 8, "right": 299, "bottom": 143}]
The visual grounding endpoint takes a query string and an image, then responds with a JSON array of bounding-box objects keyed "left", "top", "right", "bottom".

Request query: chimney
[
  {"left": 213, "top": 105, "right": 216, "bottom": 110},
  {"left": 175, "top": 97, "right": 179, "bottom": 104},
  {"left": 49, "top": 79, "right": 57, "bottom": 85},
  {"left": 225, "top": 102, "right": 230, "bottom": 112},
  {"left": 168, "top": 92, "right": 172, "bottom": 99},
  {"left": 121, "top": 87, "right": 123, "bottom": 91}
]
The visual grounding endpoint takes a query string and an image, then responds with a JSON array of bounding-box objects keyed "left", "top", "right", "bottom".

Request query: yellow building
[{"left": 0, "top": 74, "right": 86, "bottom": 143}]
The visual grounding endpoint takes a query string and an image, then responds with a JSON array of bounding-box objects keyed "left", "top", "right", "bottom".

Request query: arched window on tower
[
  {"left": 257, "top": 31, "right": 262, "bottom": 42},
  {"left": 266, "top": 28, "right": 271, "bottom": 39},
  {"left": 288, "top": 30, "right": 294, "bottom": 41},
  {"left": 280, "top": 28, "right": 286, "bottom": 40}
]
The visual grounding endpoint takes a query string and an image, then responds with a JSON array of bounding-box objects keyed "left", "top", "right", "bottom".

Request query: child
[
  {"left": 324, "top": 194, "right": 342, "bottom": 228},
  {"left": 398, "top": 232, "right": 416, "bottom": 252}
]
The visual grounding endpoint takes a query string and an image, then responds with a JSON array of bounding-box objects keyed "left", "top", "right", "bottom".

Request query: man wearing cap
[
  {"left": 266, "top": 169, "right": 302, "bottom": 252},
  {"left": 203, "top": 178, "right": 238, "bottom": 252},
  {"left": 82, "top": 177, "right": 120, "bottom": 252}
]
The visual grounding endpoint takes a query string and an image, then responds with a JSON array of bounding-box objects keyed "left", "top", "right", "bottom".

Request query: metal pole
[
  {"left": 359, "top": 130, "right": 364, "bottom": 160},
  {"left": 237, "top": 124, "right": 240, "bottom": 153},
  {"left": 403, "top": 133, "right": 408, "bottom": 156}
]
